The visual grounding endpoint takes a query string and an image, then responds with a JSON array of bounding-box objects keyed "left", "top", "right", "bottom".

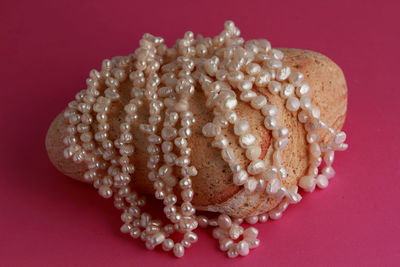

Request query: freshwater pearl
[
  {"left": 234, "top": 120, "right": 250, "bottom": 136},
  {"left": 173, "top": 243, "right": 185, "bottom": 258},
  {"left": 316, "top": 174, "right": 329, "bottom": 189},
  {"left": 247, "top": 160, "right": 265, "bottom": 175},
  {"left": 299, "top": 176, "right": 316, "bottom": 192},
  {"left": 286, "top": 96, "right": 300, "bottom": 112},
  {"left": 261, "top": 104, "right": 278, "bottom": 117},
  {"left": 237, "top": 241, "right": 250, "bottom": 256},
  {"left": 233, "top": 170, "right": 248, "bottom": 185},
  {"left": 251, "top": 95, "right": 267, "bottom": 109},
  {"left": 296, "top": 82, "right": 310, "bottom": 97},
  {"left": 239, "top": 133, "right": 256, "bottom": 148},
  {"left": 268, "top": 81, "right": 281, "bottom": 94},
  {"left": 218, "top": 214, "right": 232, "bottom": 229},
  {"left": 202, "top": 122, "right": 221, "bottom": 137},
  {"left": 245, "top": 145, "right": 261, "bottom": 161},
  {"left": 264, "top": 116, "right": 278, "bottom": 130},
  {"left": 289, "top": 72, "right": 304, "bottom": 86}
]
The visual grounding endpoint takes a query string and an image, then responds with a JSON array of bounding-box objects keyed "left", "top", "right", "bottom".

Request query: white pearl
[
  {"left": 296, "top": 82, "right": 310, "bottom": 97},
  {"left": 243, "top": 227, "right": 258, "bottom": 240},
  {"left": 263, "top": 166, "right": 278, "bottom": 180},
  {"left": 240, "top": 90, "right": 257, "bottom": 102},
  {"left": 246, "top": 146, "right": 262, "bottom": 161},
  {"left": 237, "top": 240, "right": 250, "bottom": 256},
  {"left": 248, "top": 239, "right": 260, "bottom": 249},
  {"left": 300, "top": 95, "right": 312, "bottom": 110},
  {"left": 322, "top": 166, "right": 335, "bottom": 179},
  {"left": 286, "top": 96, "right": 300, "bottom": 112},
  {"left": 277, "top": 66, "right": 291, "bottom": 81},
  {"left": 334, "top": 131, "right": 347, "bottom": 144},
  {"left": 324, "top": 151, "right": 335, "bottom": 165},
  {"left": 244, "top": 177, "right": 258, "bottom": 193},
  {"left": 316, "top": 174, "right": 329, "bottom": 189},
  {"left": 264, "top": 116, "right": 278, "bottom": 130},
  {"left": 258, "top": 214, "right": 268, "bottom": 223},
  {"left": 272, "top": 127, "right": 289, "bottom": 139},
  {"left": 234, "top": 120, "right": 250, "bottom": 136},
  {"left": 229, "top": 224, "right": 243, "bottom": 239},
  {"left": 202, "top": 122, "right": 221, "bottom": 137},
  {"left": 281, "top": 83, "right": 294, "bottom": 98},
  {"left": 299, "top": 175, "right": 316, "bottom": 192},
  {"left": 239, "top": 133, "right": 256, "bottom": 148},
  {"left": 233, "top": 170, "right": 248, "bottom": 185},
  {"left": 173, "top": 243, "right": 185, "bottom": 258},
  {"left": 247, "top": 160, "right": 265, "bottom": 175},
  {"left": 255, "top": 70, "right": 271, "bottom": 87},
  {"left": 261, "top": 105, "right": 278, "bottom": 117},
  {"left": 268, "top": 58, "right": 282, "bottom": 69},
  {"left": 221, "top": 148, "right": 235, "bottom": 163},
  {"left": 298, "top": 110, "right": 309, "bottom": 123},
  {"left": 219, "top": 237, "right": 234, "bottom": 251},
  {"left": 250, "top": 95, "right": 267, "bottom": 109},
  {"left": 268, "top": 81, "right": 281, "bottom": 94},
  {"left": 218, "top": 214, "right": 232, "bottom": 229},
  {"left": 245, "top": 63, "right": 261, "bottom": 75},
  {"left": 310, "top": 143, "right": 321, "bottom": 157},
  {"left": 245, "top": 216, "right": 258, "bottom": 224},
  {"left": 238, "top": 80, "right": 253, "bottom": 91},
  {"left": 289, "top": 72, "right": 304, "bottom": 86},
  {"left": 311, "top": 106, "right": 320, "bottom": 119},
  {"left": 266, "top": 178, "right": 280, "bottom": 194},
  {"left": 162, "top": 239, "right": 174, "bottom": 251}
]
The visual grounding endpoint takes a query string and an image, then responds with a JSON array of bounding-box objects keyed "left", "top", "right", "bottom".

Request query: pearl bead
[
  {"left": 238, "top": 80, "right": 253, "bottom": 91},
  {"left": 239, "top": 133, "right": 256, "bottom": 148},
  {"left": 261, "top": 104, "right": 278, "bottom": 117},
  {"left": 266, "top": 178, "right": 280, "bottom": 194},
  {"left": 289, "top": 72, "right": 304, "bottom": 86},
  {"left": 255, "top": 70, "right": 271, "bottom": 87},
  {"left": 237, "top": 240, "right": 250, "bottom": 256},
  {"left": 173, "top": 243, "right": 185, "bottom": 258},
  {"left": 299, "top": 175, "right": 316, "bottom": 192},
  {"left": 316, "top": 174, "right": 329, "bottom": 189},
  {"left": 245, "top": 216, "right": 258, "bottom": 224},
  {"left": 233, "top": 170, "right": 248, "bottom": 185},
  {"left": 268, "top": 81, "right": 281, "bottom": 94},
  {"left": 322, "top": 166, "right": 335, "bottom": 179},
  {"left": 286, "top": 96, "right": 300, "bottom": 112},
  {"left": 277, "top": 66, "right": 291, "bottom": 81},
  {"left": 243, "top": 227, "right": 258, "bottom": 241},
  {"left": 281, "top": 83, "right": 294, "bottom": 98},
  {"left": 218, "top": 214, "right": 232, "bottom": 229},
  {"left": 250, "top": 95, "right": 267, "bottom": 109},
  {"left": 219, "top": 237, "right": 234, "bottom": 251},
  {"left": 324, "top": 151, "right": 335, "bottom": 165},
  {"left": 264, "top": 116, "right": 278, "bottom": 130},
  {"left": 296, "top": 82, "right": 310, "bottom": 97},
  {"left": 202, "top": 122, "right": 221, "bottom": 137},
  {"left": 247, "top": 160, "right": 265, "bottom": 175},
  {"left": 162, "top": 239, "right": 174, "bottom": 251},
  {"left": 244, "top": 177, "right": 258, "bottom": 193},
  {"left": 300, "top": 95, "right": 312, "bottom": 110},
  {"left": 334, "top": 131, "right": 347, "bottom": 144},
  {"left": 246, "top": 146, "right": 261, "bottom": 161},
  {"left": 234, "top": 120, "right": 250, "bottom": 136},
  {"left": 245, "top": 63, "right": 261, "bottom": 75},
  {"left": 240, "top": 90, "right": 257, "bottom": 102}
]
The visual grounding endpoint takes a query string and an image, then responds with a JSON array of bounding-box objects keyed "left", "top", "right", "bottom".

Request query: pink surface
[{"left": 1, "top": 0, "right": 399, "bottom": 266}]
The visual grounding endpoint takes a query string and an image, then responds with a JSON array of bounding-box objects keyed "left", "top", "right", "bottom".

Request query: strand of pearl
[{"left": 62, "top": 20, "right": 347, "bottom": 258}]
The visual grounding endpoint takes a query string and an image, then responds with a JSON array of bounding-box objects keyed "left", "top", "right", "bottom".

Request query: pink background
[{"left": 1, "top": 0, "right": 399, "bottom": 266}]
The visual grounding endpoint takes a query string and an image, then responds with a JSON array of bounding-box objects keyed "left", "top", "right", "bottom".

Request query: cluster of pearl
[{"left": 62, "top": 21, "right": 347, "bottom": 258}]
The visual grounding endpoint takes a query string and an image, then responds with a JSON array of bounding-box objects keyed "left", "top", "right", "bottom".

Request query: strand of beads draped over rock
[{"left": 61, "top": 21, "right": 348, "bottom": 258}]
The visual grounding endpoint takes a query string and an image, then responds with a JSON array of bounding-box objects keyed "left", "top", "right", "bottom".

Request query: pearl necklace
[{"left": 62, "top": 21, "right": 348, "bottom": 258}]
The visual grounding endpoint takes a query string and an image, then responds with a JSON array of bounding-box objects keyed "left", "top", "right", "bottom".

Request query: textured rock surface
[{"left": 46, "top": 48, "right": 347, "bottom": 217}]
